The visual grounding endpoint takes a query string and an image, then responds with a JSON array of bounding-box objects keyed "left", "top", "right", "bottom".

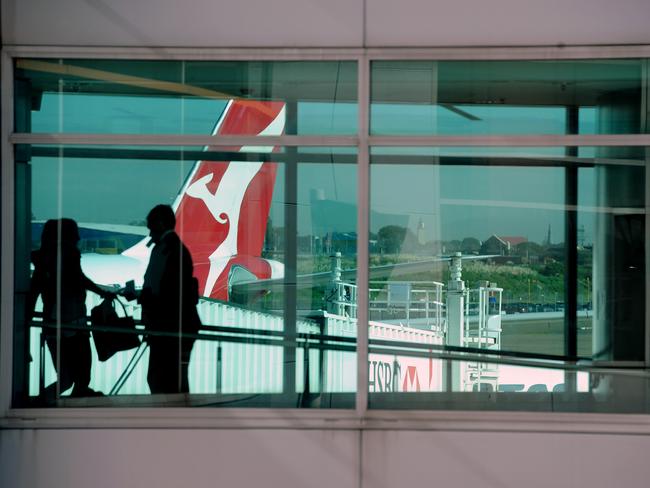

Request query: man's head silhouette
[{"left": 146, "top": 205, "right": 175, "bottom": 245}]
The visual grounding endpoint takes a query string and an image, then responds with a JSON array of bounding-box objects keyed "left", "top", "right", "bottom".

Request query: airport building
[{"left": 1, "top": 1, "right": 650, "bottom": 486}]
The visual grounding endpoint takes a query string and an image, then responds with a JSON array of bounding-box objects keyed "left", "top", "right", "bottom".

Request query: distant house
[
  {"left": 481, "top": 235, "right": 528, "bottom": 255},
  {"left": 500, "top": 236, "right": 528, "bottom": 248}
]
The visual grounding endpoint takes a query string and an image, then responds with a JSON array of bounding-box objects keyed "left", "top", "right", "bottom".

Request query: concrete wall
[
  {"left": 2, "top": 428, "right": 650, "bottom": 488},
  {"left": 3, "top": 0, "right": 650, "bottom": 48}
]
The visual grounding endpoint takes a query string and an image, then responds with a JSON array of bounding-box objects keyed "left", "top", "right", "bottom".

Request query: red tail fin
[{"left": 174, "top": 100, "right": 285, "bottom": 299}]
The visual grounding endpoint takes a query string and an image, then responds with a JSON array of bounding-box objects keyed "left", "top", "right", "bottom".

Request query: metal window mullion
[
  {"left": 283, "top": 102, "right": 298, "bottom": 397},
  {"left": 9, "top": 133, "right": 358, "bottom": 147},
  {"left": 356, "top": 54, "right": 369, "bottom": 416},
  {"left": 646, "top": 146, "right": 650, "bottom": 368},
  {"left": 365, "top": 45, "right": 650, "bottom": 61},
  {"left": 12, "top": 133, "right": 650, "bottom": 147},
  {"left": 367, "top": 135, "right": 650, "bottom": 147},
  {"left": 565, "top": 109, "right": 579, "bottom": 357},
  {"left": 0, "top": 51, "right": 15, "bottom": 414},
  {"left": 643, "top": 60, "right": 650, "bottom": 369},
  {"left": 565, "top": 167, "right": 579, "bottom": 353},
  {"left": 5, "top": 46, "right": 365, "bottom": 61},
  {"left": 564, "top": 108, "right": 579, "bottom": 393},
  {"left": 7, "top": 44, "right": 650, "bottom": 61}
]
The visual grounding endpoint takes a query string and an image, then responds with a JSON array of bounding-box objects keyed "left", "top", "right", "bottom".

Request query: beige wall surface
[
  {"left": 0, "top": 428, "right": 360, "bottom": 488},
  {"left": 365, "top": 0, "right": 650, "bottom": 47},
  {"left": 2, "top": 0, "right": 650, "bottom": 48},
  {"left": 2, "top": 428, "right": 650, "bottom": 488},
  {"left": 1, "top": 0, "right": 363, "bottom": 47},
  {"left": 362, "top": 430, "right": 650, "bottom": 488}
]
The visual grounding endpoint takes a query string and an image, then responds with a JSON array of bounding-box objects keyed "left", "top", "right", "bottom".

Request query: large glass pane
[
  {"left": 371, "top": 60, "right": 645, "bottom": 135},
  {"left": 15, "top": 59, "right": 357, "bottom": 135},
  {"left": 14, "top": 142, "right": 357, "bottom": 407},
  {"left": 367, "top": 146, "right": 647, "bottom": 412}
]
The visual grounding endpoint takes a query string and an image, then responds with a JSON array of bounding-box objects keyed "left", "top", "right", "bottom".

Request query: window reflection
[
  {"left": 20, "top": 141, "right": 357, "bottom": 407},
  {"left": 371, "top": 59, "right": 644, "bottom": 135},
  {"left": 16, "top": 59, "right": 358, "bottom": 135},
  {"left": 11, "top": 56, "right": 649, "bottom": 414},
  {"left": 368, "top": 147, "right": 646, "bottom": 411}
]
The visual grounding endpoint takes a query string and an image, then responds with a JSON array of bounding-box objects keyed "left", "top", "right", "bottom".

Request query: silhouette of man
[
  {"left": 29, "top": 218, "right": 114, "bottom": 398},
  {"left": 139, "top": 204, "right": 200, "bottom": 394}
]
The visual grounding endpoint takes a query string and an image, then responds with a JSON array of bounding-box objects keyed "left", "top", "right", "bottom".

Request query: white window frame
[{"left": 1, "top": 45, "right": 650, "bottom": 434}]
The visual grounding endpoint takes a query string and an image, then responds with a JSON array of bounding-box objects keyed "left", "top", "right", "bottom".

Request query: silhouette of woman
[{"left": 29, "top": 219, "right": 114, "bottom": 398}]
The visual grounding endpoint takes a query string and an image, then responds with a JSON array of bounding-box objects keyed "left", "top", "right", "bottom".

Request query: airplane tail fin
[
  {"left": 174, "top": 100, "right": 285, "bottom": 297},
  {"left": 123, "top": 99, "right": 285, "bottom": 298}
]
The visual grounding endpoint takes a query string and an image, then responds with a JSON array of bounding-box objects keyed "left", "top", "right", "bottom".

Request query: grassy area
[
  {"left": 256, "top": 252, "right": 595, "bottom": 359},
  {"left": 365, "top": 254, "right": 591, "bottom": 311},
  {"left": 293, "top": 253, "right": 589, "bottom": 305}
]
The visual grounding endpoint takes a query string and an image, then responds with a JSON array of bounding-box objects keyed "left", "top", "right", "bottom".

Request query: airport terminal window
[
  {"left": 12, "top": 58, "right": 359, "bottom": 408},
  {"left": 15, "top": 59, "right": 358, "bottom": 136},
  {"left": 13, "top": 143, "right": 357, "bottom": 407},
  {"left": 371, "top": 59, "right": 645, "bottom": 136},
  {"left": 12, "top": 55, "right": 360, "bottom": 407},
  {"left": 367, "top": 146, "right": 646, "bottom": 412},
  {"left": 9, "top": 55, "right": 649, "bottom": 414}
]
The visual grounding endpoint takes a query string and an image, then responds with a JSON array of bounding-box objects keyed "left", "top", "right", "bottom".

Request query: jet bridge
[{"left": 28, "top": 251, "right": 505, "bottom": 399}]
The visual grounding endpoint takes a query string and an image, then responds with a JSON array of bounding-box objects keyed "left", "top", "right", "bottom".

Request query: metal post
[
  {"left": 216, "top": 343, "right": 222, "bottom": 394},
  {"left": 565, "top": 106, "right": 579, "bottom": 391},
  {"left": 356, "top": 55, "right": 369, "bottom": 415},
  {"left": 327, "top": 252, "right": 343, "bottom": 315},
  {"left": 446, "top": 252, "right": 465, "bottom": 391},
  {"left": 425, "top": 290, "right": 430, "bottom": 326},
  {"left": 12, "top": 76, "right": 33, "bottom": 404},
  {"left": 283, "top": 100, "right": 298, "bottom": 396}
]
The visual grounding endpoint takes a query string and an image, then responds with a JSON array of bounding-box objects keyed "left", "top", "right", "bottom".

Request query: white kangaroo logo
[
  {"left": 185, "top": 173, "right": 230, "bottom": 225},
  {"left": 186, "top": 162, "right": 264, "bottom": 297},
  {"left": 186, "top": 162, "right": 264, "bottom": 254}
]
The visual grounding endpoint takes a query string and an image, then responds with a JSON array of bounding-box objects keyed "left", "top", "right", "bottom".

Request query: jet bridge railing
[
  {"left": 324, "top": 281, "right": 358, "bottom": 318},
  {"left": 463, "top": 283, "right": 503, "bottom": 392},
  {"left": 27, "top": 295, "right": 329, "bottom": 399},
  {"left": 368, "top": 281, "right": 444, "bottom": 332}
]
